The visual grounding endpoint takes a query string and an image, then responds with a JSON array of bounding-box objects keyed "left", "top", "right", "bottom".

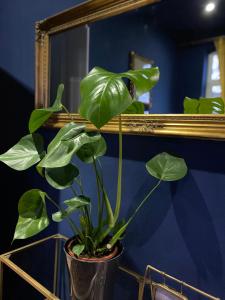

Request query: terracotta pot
[{"left": 64, "top": 237, "right": 123, "bottom": 300}]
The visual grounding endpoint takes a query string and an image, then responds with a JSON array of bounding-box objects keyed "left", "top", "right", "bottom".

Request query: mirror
[{"left": 35, "top": 0, "right": 225, "bottom": 139}]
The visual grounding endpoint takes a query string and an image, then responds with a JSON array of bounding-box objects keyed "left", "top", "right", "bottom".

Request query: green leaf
[
  {"left": 0, "top": 134, "right": 44, "bottom": 171},
  {"left": 39, "top": 126, "right": 102, "bottom": 168},
  {"left": 47, "top": 123, "right": 85, "bottom": 153},
  {"left": 183, "top": 97, "right": 224, "bottom": 114},
  {"left": 29, "top": 84, "right": 64, "bottom": 133},
  {"left": 52, "top": 196, "right": 90, "bottom": 222},
  {"left": 52, "top": 211, "right": 66, "bottom": 222},
  {"left": 183, "top": 97, "right": 199, "bottom": 113},
  {"left": 146, "top": 152, "right": 187, "bottom": 181},
  {"left": 79, "top": 67, "right": 133, "bottom": 128},
  {"left": 79, "top": 67, "right": 159, "bottom": 128},
  {"left": 45, "top": 164, "right": 79, "bottom": 189},
  {"left": 37, "top": 122, "right": 84, "bottom": 168},
  {"left": 72, "top": 244, "right": 85, "bottom": 256},
  {"left": 123, "top": 101, "right": 145, "bottom": 114},
  {"left": 64, "top": 196, "right": 90, "bottom": 209},
  {"left": 76, "top": 135, "right": 107, "bottom": 163},
  {"left": 199, "top": 97, "right": 224, "bottom": 114},
  {"left": 14, "top": 189, "right": 49, "bottom": 240},
  {"left": 18, "top": 189, "right": 45, "bottom": 218},
  {"left": 121, "top": 67, "right": 160, "bottom": 96}
]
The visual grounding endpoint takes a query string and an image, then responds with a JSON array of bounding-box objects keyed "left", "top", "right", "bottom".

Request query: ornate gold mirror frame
[{"left": 35, "top": 0, "right": 225, "bottom": 140}]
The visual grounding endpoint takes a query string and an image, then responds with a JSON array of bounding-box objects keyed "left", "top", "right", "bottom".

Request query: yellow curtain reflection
[{"left": 215, "top": 37, "right": 225, "bottom": 103}]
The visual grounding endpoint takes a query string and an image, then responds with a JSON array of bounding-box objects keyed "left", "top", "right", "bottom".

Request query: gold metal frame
[
  {"left": 35, "top": 0, "right": 225, "bottom": 140},
  {"left": 151, "top": 282, "right": 188, "bottom": 300},
  {"left": 0, "top": 236, "right": 221, "bottom": 300},
  {"left": 0, "top": 234, "right": 67, "bottom": 300},
  {"left": 138, "top": 264, "right": 220, "bottom": 300}
]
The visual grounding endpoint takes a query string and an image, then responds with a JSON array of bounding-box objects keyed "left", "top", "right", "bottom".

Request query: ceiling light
[{"left": 205, "top": 2, "right": 216, "bottom": 13}]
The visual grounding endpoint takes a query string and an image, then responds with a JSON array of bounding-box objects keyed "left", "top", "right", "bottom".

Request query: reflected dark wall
[
  {"left": 0, "top": 0, "right": 225, "bottom": 300},
  {"left": 89, "top": 18, "right": 212, "bottom": 114}
]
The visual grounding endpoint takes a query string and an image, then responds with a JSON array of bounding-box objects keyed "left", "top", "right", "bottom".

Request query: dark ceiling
[{"left": 137, "top": 0, "right": 225, "bottom": 43}]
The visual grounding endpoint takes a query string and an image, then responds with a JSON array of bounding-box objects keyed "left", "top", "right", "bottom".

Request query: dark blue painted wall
[{"left": 0, "top": 0, "right": 225, "bottom": 299}]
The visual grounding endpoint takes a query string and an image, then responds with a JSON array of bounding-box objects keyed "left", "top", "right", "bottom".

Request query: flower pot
[{"left": 64, "top": 237, "right": 123, "bottom": 300}]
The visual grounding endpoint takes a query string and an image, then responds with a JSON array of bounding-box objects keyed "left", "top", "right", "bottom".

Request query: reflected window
[{"left": 206, "top": 52, "right": 222, "bottom": 97}]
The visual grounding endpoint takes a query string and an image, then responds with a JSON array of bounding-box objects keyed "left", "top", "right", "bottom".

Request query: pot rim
[{"left": 64, "top": 236, "right": 123, "bottom": 263}]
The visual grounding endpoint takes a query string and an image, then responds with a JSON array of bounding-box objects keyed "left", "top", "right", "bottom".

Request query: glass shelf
[{"left": 0, "top": 234, "right": 141, "bottom": 300}]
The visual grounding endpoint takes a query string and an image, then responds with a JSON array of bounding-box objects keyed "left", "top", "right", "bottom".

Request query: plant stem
[
  {"left": 127, "top": 180, "right": 162, "bottom": 226},
  {"left": 75, "top": 177, "right": 84, "bottom": 195},
  {"left": 62, "top": 105, "right": 74, "bottom": 121},
  {"left": 70, "top": 185, "right": 78, "bottom": 196},
  {"left": 70, "top": 186, "right": 92, "bottom": 235},
  {"left": 109, "top": 180, "right": 162, "bottom": 247},
  {"left": 92, "top": 159, "right": 114, "bottom": 228},
  {"left": 114, "top": 114, "right": 123, "bottom": 222},
  {"left": 93, "top": 157, "right": 102, "bottom": 228},
  {"left": 97, "top": 159, "right": 104, "bottom": 227}
]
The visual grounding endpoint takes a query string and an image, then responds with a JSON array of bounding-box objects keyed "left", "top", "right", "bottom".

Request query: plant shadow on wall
[
  {"left": 171, "top": 177, "right": 223, "bottom": 281},
  {"left": 0, "top": 68, "right": 37, "bottom": 253},
  {"left": 0, "top": 66, "right": 188, "bottom": 299}
]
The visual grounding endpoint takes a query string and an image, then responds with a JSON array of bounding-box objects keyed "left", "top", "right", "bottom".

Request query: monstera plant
[{"left": 0, "top": 66, "right": 187, "bottom": 258}]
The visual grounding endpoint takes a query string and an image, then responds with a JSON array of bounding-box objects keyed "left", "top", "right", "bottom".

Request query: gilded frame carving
[{"left": 35, "top": 0, "right": 225, "bottom": 140}]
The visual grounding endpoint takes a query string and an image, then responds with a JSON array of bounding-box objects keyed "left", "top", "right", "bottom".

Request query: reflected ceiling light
[{"left": 205, "top": 2, "right": 216, "bottom": 13}]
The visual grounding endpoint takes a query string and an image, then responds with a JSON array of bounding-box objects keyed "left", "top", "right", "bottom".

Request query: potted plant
[{"left": 0, "top": 66, "right": 187, "bottom": 300}]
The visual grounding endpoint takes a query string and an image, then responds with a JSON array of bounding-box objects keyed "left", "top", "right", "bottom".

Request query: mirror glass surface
[{"left": 49, "top": 0, "right": 225, "bottom": 114}]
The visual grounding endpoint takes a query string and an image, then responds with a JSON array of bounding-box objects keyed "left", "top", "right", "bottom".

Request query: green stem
[
  {"left": 109, "top": 180, "right": 162, "bottom": 247},
  {"left": 93, "top": 157, "right": 102, "bottom": 228},
  {"left": 71, "top": 185, "right": 78, "bottom": 196},
  {"left": 97, "top": 159, "right": 105, "bottom": 223},
  {"left": 62, "top": 105, "right": 74, "bottom": 121},
  {"left": 114, "top": 115, "right": 123, "bottom": 222},
  {"left": 127, "top": 180, "right": 161, "bottom": 226},
  {"left": 75, "top": 177, "right": 84, "bottom": 195},
  {"left": 93, "top": 159, "right": 114, "bottom": 228}
]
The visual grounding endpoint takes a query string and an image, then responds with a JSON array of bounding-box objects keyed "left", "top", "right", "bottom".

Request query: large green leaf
[
  {"left": 76, "top": 135, "right": 107, "bottom": 163},
  {"left": 14, "top": 189, "right": 49, "bottom": 240},
  {"left": 184, "top": 97, "right": 224, "bottom": 114},
  {"left": 47, "top": 122, "right": 85, "bottom": 154},
  {"left": 80, "top": 67, "right": 133, "bottom": 128},
  {"left": 39, "top": 130, "right": 102, "bottom": 168},
  {"left": 122, "top": 67, "right": 160, "bottom": 96},
  {"left": 38, "top": 122, "right": 85, "bottom": 168},
  {"left": 45, "top": 164, "right": 79, "bottom": 189},
  {"left": 79, "top": 67, "right": 160, "bottom": 128},
  {"left": 198, "top": 97, "right": 224, "bottom": 114},
  {"left": 146, "top": 152, "right": 187, "bottom": 181},
  {"left": 0, "top": 134, "right": 44, "bottom": 171},
  {"left": 29, "top": 83, "right": 64, "bottom": 133},
  {"left": 123, "top": 101, "right": 145, "bottom": 114},
  {"left": 52, "top": 196, "right": 90, "bottom": 222}
]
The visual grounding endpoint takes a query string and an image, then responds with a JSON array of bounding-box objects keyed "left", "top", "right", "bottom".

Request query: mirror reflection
[{"left": 49, "top": 0, "right": 225, "bottom": 114}]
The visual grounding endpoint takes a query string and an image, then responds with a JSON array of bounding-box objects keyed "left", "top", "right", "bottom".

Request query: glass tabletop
[{"left": 0, "top": 234, "right": 141, "bottom": 300}]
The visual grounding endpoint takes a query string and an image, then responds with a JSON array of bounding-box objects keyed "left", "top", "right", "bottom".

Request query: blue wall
[{"left": 0, "top": 0, "right": 225, "bottom": 299}]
